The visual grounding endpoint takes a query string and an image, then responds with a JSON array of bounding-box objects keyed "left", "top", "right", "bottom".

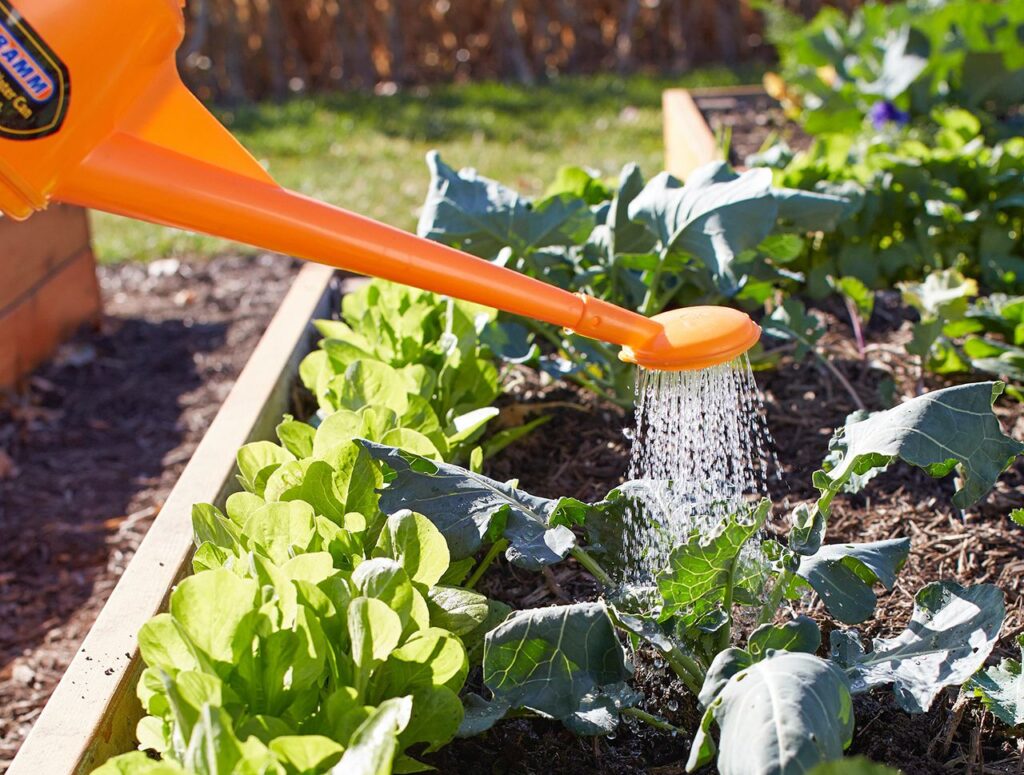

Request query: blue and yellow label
[{"left": 0, "top": 0, "right": 68, "bottom": 140}]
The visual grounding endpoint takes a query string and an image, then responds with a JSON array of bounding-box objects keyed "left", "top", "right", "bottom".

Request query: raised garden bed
[
  {"left": 663, "top": 85, "right": 811, "bottom": 177},
  {"left": 8, "top": 262, "right": 339, "bottom": 775},
  {"left": 19, "top": 270, "right": 1023, "bottom": 774}
]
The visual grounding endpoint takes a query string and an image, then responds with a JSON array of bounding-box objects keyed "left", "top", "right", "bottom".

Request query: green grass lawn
[{"left": 93, "top": 69, "right": 761, "bottom": 263}]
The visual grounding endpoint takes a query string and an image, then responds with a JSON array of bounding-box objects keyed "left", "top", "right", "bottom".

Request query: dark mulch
[
  {"left": 0, "top": 254, "right": 299, "bottom": 772},
  {"left": 694, "top": 90, "right": 812, "bottom": 166},
  {"left": 431, "top": 293, "right": 1024, "bottom": 774}
]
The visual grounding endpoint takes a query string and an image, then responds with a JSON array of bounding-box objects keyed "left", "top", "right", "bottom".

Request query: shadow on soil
[{"left": 0, "top": 315, "right": 227, "bottom": 671}]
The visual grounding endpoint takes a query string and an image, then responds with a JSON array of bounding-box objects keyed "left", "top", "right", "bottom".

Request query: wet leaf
[
  {"left": 657, "top": 500, "right": 770, "bottom": 622},
  {"left": 816, "top": 382, "right": 1024, "bottom": 512},
  {"left": 831, "top": 582, "right": 1004, "bottom": 713},
  {"left": 479, "top": 602, "right": 637, "bottom": 734},
  {"left": 688, "top": 650, "right": 854, "bottom": 775}
]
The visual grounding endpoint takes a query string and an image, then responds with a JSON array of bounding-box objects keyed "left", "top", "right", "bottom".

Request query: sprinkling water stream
[{"left": 621, "top": 355, "right": 780, "bottom": 587}]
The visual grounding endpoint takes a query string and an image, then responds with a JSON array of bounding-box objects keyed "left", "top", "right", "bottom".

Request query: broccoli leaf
[
  {"left": 795, "top": 538, "right": 910, "bottom": 624},
  {"left": 475, "top": 602, "right": 638, "bottom": 735},
  {"left": 969, "top": 634, "right": 1024, "bottom": 727},
  {"left": 816, "top": 382, "right": 1023, "bottom": 512},
  {"left": 657, "top": 500, "right": 770, "bottom": 622},
  {"left": 688, "top": 650, "right": 854, "bottom": 775},
  {"left": 831, "top": 582, "right": 1004, "bottom": 713},
  {"left": 747, "top": 616, "right": 822, "bottom": 660},
  {"left": 359, "top": 441, "right": 582, "bottom": 570},
  {"left": 417, "top": 151, "right": 591, "bottom": 259}
]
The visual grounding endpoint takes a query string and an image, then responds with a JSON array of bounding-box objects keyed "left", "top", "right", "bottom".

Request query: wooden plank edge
[
  {"left": 662, "top": 88, "right": 723, "bottom": 181},
  {"left": 8, "top": 261, "right": 339, "bottom": 775},
  {"left": 687, "top": 84, "right": 767, "bottom": 99}
]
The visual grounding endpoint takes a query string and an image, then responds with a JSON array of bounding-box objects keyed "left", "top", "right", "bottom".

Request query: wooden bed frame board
[
  {"left": 9, "top": 262, "right": 340, "bottom": 775},
  {"left": 662, "top": 88, "right": 723, "bottom": 181}
]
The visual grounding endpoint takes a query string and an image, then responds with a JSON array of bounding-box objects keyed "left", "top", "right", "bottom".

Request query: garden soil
[
  {"left": 693, "top": 90, "right": 812, "bottom": 166},
  {"left": 0, "top": 253, "right": 299, "bottom": 773}
]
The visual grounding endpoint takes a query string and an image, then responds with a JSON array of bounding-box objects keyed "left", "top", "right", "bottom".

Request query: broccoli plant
[
  {"left": 360, "top": 381, "right": 1022, "bottom": 774},
  {"left": 417, "top": 152, "right": 846, "bottom": 406}
]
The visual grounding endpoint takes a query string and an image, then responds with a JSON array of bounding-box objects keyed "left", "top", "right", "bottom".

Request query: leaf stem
[
  {"left": 466, "top": 539, "right": 510, "bottom": 590},
  {"left": 813, "top": 348, "right": 866, "bottom": 411},
  {"left": 665, "top": 649, "right": 706, "bottom": 696},
  {"left": 756, "top": 567, "right": 794, "bottom": 626},
  {"left": 844, "top": 295, "right": 866, "bottom": 358},
  {"left": 570, "top": 545, "right": 615, "bottom": 588},
  {"left": 717, "top": 558, "right": 736, "bottom": 653},
  {"left": 573, "top": 371, "right": 629, "bottom": 408},
  {"left": 524, "top": 320, "right": 627, "bottom": 405},
  {"left": 640, "top": 264, "right": 665, "bottom": 317},
  {"left": 622, "top": 707, "right": 684, "bottom": 734}
]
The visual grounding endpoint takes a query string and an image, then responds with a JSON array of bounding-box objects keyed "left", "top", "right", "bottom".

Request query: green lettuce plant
[
  {"left": 94, "top": 415, "right": 506, "bottom": 774},
  {"left": 299, "top": 279, "right": 508, "bottom": 463}
]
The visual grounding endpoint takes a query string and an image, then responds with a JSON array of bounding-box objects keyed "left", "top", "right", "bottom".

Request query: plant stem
[
  {"left": 717, "top": 558, "right": 736, "bottom": 654},
  {"left": 756, "top": 567, "right": 794, "bottom": 626},
  {"left": 574, "top": 372, "right": 630, "bottom": 409},
  {"left": 466, "top": 539, "right": 509, "bottom": 590},
  {"left": 665, "top": 649, "right": 705, "bottom": 695},
  {"left": 570, "top": 545, "right": 615, "bottom": 588},
  {"left": 524, "top": 320, "right": 624, "bottom": 403},
  {"left": 622, "top": 707, "right": 684, "bottom": 734},
  {"left": 640, "top": 264, "right": 665, "bottom": 317},
  {"left": 844, "top": 296, "right": 866, "bottom": 358},
  {"left": 813, "top": 348, "right": 866, "bottom": 411}
]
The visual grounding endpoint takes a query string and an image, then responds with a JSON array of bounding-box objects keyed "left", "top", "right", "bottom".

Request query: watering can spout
[{"left": 0, "top": 0, "right": 759, "bottom": 372}]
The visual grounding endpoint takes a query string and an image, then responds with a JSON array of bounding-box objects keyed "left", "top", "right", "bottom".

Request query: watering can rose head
[{"left": 617, "top": 306, "right": 762, "bottom": 372}]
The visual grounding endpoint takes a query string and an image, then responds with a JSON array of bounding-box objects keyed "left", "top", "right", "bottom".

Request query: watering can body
[
  {"left": 0, "top": 0, "right": 759, "bottom": 371},
  {"left": 0, "top": 0, "right": 273, "bottom": 218}
]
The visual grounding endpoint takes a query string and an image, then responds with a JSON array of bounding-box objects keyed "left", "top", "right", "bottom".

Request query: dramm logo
[{"left": 0, "top": 17, "right": 54, "bottom": 102}]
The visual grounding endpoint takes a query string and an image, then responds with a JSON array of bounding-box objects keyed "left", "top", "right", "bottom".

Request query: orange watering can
[{"left": 0, "top": 0, "right": 759, "bottom": 371}]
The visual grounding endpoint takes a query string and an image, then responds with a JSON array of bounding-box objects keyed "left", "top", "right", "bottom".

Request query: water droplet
[
  {"left": 652, "top": 658, "right": 665, "bottom": 670},
  {"left": 620, "top": 356, "right": 779, "bottom": 587},
  {"left": 667, "top": 699, "right": 679, "bottom": 712}
]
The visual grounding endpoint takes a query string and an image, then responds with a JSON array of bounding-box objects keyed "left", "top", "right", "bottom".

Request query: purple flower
[{"left": 868, "top": 100, "right": 910, "bottom": 130}]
